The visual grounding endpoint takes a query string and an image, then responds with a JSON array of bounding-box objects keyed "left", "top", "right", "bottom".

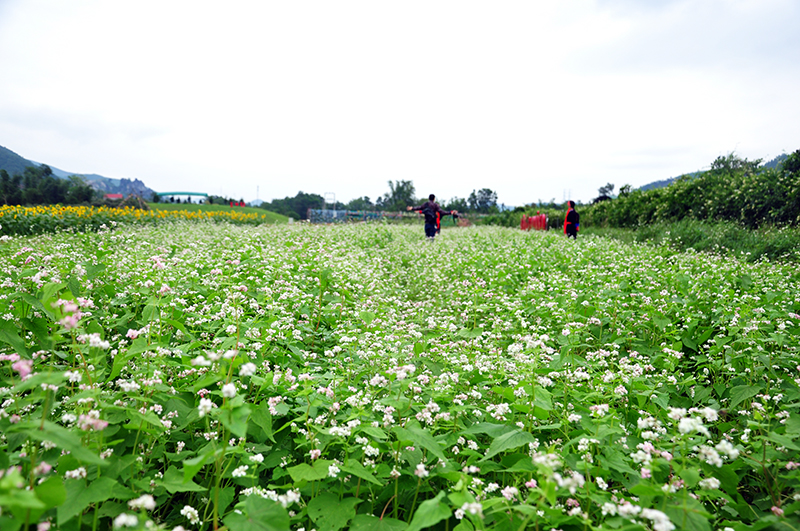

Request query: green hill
[{"left": 0, "top": 144, "right": 33, "bottom": 176}]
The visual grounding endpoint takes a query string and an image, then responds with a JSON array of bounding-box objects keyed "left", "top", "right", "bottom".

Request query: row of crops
[
  {"left": 0, "top": 222, "right": 799, "bottom": 530},
  {"left": 0, "top": 205, "right": 281, "bottom": 236}
]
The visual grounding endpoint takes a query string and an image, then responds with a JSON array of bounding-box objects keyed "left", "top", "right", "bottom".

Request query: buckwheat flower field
[{"left": 1, "top": 222, "right": 799, "bottom": 531}]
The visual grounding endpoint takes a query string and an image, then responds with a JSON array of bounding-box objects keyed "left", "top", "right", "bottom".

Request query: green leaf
[
  {"left": 20, "top": 317, "right": 55, "bottom": 350},
  {"left": 664, "top": 494, "right": 711, "bottom": 531},
  {"left": 393, "top": 421, "right": 447, "bottom": 463},
  {"left": 531, "top": 386, "right": 553, "bottom": 411},
  {"left": 220, "top": 403, "right": 251, "bottom": 439},
  {"left": 12, "top": 421, "right": 104, "bottom": 466},
  {"left": 453, "top": 521, "right": 475, "bottom": 531},
  {"left": 679, "top": 467, "right": 701, "bottom": 488},
  {"left": 340, "top": 460, "right": 383, "bottom": 486},
  {"left": 481, "top": 429, "right": 535, "bottom": 461},
  {"left": 248, "top": 404, "right": 275, "bottom": 443},
  {"left": 767, "top": 432, "right": 800, "bottom": 451},
  {"left": 359, "top": 311, "right": 376, "bottom": 325},
  {"left": 108, "top": 350, "right": 135, "bottom": 381},
  {"left": 0, "top": 321, "right": 27, "bottom": 356},
  {"left": 223, "top": 496, "right": 290, "bottom": 531},
  {"left": 728, "top": 385, "right": 760, "bottom": 410},
  {"left": 12, "top": 371, "right": 66, "bottom": 394},
  {"left": 406, "top": 491, "right": 452, "bottom": 531},
  {"left": 307, "top": 493, "right": 361, "bottom": 531},
  {"left": 183, "top": 447, "right": 219, "bottom": 483},
  {"left": 287, "top": 459, "right": 333, "bottom": 483},
  {"left": 461, "top": 423, "right": 514, "bottom": 438},
  {"left": 57, "top": 477, "right": 133, "bottom": 525},
  {"left": 349, "top": 515, "right": 407, "bottom": 531},
  {"left": 34, "top": 475, "right": 66, "bottom": 509},
  {"left": 68, "top": 276, "right": 81, "bottom": 298},
  {"left": 165, "top": 318, "right": 194, "bottom": 340},
  {"left": 159, "top": 466, "right": 206, "bottom": 493}
]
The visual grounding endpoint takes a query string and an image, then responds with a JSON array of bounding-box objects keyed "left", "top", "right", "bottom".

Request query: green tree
[
  {"left": 444, "top": 197, "right": 468, "bottom": 212},
  {"left": 345, "top": 196, "right": 374, "bottom": 210},
  {"left": 0, "top": 170, "right": 22, "bottom": 205},
  {"left": 380, "top": 180, "right": 416, "bottom": 211},
  {"left": 467, "top": 188, "right": 498, "bottom": 213},
  {"left": 593, "top": 183, "right": 614, "bottom": 203},
  {"left": 262, "top": 191, "right": 324, "bottom": 220},
  {"left": 64, "top": 176, "right": 95, "bottom": 204}
]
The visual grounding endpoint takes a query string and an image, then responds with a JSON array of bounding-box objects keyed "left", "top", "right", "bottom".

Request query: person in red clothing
[
  {"left": 564, "top": 200, "right": 579, "bottom": 239},
  {"left": 407, "top": 194, "right": 458, "bottom": 240},
  {"left": 435, "top": 209, "right": 459, "bottom": 235}
]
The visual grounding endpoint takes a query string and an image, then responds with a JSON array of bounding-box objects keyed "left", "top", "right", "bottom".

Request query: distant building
[{"left": 105, "top": 193, "right": 124, "bottom": 200}]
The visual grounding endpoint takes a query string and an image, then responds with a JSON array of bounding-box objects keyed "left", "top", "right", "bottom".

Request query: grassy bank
[{"left": 582, "top": 219, "right": 800, "bottom": 262}]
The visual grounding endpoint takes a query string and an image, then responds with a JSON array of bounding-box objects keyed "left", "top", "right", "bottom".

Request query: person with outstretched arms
[{"left": 407, "top": 194, "right": 458, "bottom": 240}]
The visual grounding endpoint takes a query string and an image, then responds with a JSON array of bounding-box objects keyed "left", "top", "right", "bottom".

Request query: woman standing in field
[{"left": 564, "top": 200, "right": 579, "bottom": 239}]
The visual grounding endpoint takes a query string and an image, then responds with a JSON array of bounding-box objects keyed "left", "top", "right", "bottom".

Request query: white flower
[
  {"left": 460, "top": 502, "right": 483, "bottom": 517},
  {"left": 239, "top": 362, "right": 257, "bottom": 377},
  {"left": 64, "top": 467, "right": 87, "bottom": 479},
  {"left": 668, "top": 407, "right": 687, "bottom": 421},
  {"left": 328, "top": 464, "right": 341, "bottom": 478},
  {"left": 128, "top": 494, "right": 156, "bottom": 511},
  {"left": 198, "top": 398, "right": 214, "bottom": 417},
  {"left": 678, "top": 417, "right": 710, "bottom": 438},
  {"left": 113, "top": 514, "right": 139, "bottom": 528},
  {"left": 698, "top": 477, "right": 721, "bottom": 490},
  {"left": 329, "top": 426, "right": 351, "bottom": 437},
  {"left": 640, "top": 508, "right": 675, "bottom": 531},
  {"left": 232, "top": 465, "right": 249, "bottom": 477},
  {"left": 501, "top": 486, "right": 518, "bottom": 501},
  {"left": 181, "top": 505, "right": 200, "bottom": 525},
  {"left": 715, "top": 439, "right": 740, "bottom": 460},
  {"left": 222, "top": 383, "right": 237, "bottom": 398},
  {"left": 415, "top": 463, "right": 429, "bottom": 478},
  {"left": 249, "top": 453, "right": 264, "bottom": 463}
]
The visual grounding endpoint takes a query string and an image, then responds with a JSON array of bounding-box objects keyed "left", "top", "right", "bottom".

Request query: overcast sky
[{"left": 1, "top": 0, "right": 798, "bottom": 206}]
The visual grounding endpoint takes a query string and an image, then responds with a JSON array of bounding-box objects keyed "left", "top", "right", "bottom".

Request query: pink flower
[
  {"left": 34, "top": 462, "right": 53, "bottom": 475},
  {"left": 640, "top": 468, "right": 652, "bottom": 479},
  {"left": 525, "top": 479, "right": 538, "bottom": 489},
  {"left": 78, "top": 415, "right": 108, "bottom": 431},
  {"left": 12, "top": 359, "right": 33, "bottom": 380},
  {"left": 772, "top": 506, "right": 784, "bottom": 517}
]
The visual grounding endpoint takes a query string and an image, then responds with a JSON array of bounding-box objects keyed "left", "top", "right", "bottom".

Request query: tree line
[
  {"left": 259, "top": 181, "right": 500, "bottom": 220},
  {"left": 0, "top": 165, "right": 95, "bottom": 206},
  {"left": 581, "top": 150, "right": 800, "bottom": 229}
]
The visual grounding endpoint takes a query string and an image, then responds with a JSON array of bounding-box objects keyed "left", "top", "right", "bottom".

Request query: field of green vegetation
[
  {"left": 1, "top": 222, "right": 799, "bottom": 530},
  {"left": 484, "top": 151, "right": 800, "bottom": 263}
]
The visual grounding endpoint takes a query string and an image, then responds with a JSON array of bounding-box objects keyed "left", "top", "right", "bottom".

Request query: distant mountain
[
  {"left": 0, "top": 144, "right": 156, "bottom": 199},
  {"left": 762, "top": 153, "right": 788, "bottom": 170},
  {"left": 0, "top": 144, "right": 32, "bottom": 176},
  {"left": 638, "top": 153, "right": 791, "bottom": 192}
]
